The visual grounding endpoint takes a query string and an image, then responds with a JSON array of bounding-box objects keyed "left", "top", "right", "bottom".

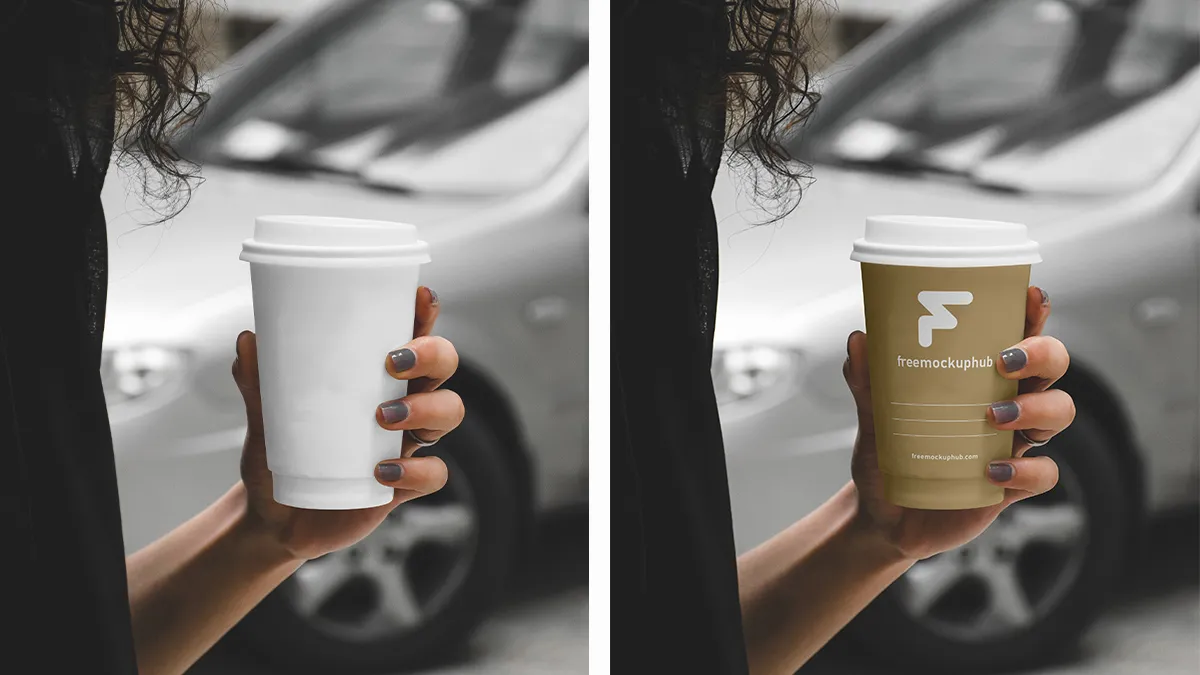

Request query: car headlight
[
  {"left": 101, "top": 346, "right": 189, "bottom": 406},
  {"left": 711, "top": 345, "right": 802, "bottom": 414}
]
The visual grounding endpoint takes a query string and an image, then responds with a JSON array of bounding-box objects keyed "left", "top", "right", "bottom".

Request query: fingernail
[
  {"left": 379, "top": 400, "right": 410, "bottom": 424},
  {"left": 1000, "top": 347, "right": 1027, "bottom": 373},
  {"left": 990, "top": 400, "right": 1020, "bottom": 424},
  {"left": 1039, "top": 288, "right": 1050, "bottom": 305},
  {"left": 389, "top": 348, "right": 416, "bottom": 373},
  {"left": 988, "top": 462, "right": 1014, "bottom": 483},
  {"left": 376, "top": 462, "right": 403, "bottom": 481},
  {"left": 428, "top": 287, "right": 439, "bottom": 305}
]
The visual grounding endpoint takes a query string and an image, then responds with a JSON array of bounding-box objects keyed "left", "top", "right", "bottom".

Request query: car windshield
[
  {"left": 799, "top": 0, "right": 1200, "bottom": 195},
  {"left": 191, "top": 0, "right": 588, "bottom": 194}
]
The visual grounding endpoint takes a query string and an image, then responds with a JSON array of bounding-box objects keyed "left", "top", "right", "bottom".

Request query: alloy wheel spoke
[
  {"left": 381, "top": 504, "right": 475, "bottom": 551},
  {"left": 900, "top": 553, "right": 966, "bottom": 617},
  {"left": 977, "top": 561, "right": 1034, "bottom": 632},
  {"left": 290, "top": 552, "right": 356, "bottom": 618},
  {"left": 1004, "top": 502, "right": 1086, "bottom": 548},
  {"left": 362, "top": 558, "right": 423, "bottom": 629}
]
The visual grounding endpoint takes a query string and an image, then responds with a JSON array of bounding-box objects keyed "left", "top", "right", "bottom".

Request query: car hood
[
  {"left": 711, "top": 165, "right": 1103, "bottom": 348},
  {"left": 101, "top": 164, "right": 500, "bottom": 346}
]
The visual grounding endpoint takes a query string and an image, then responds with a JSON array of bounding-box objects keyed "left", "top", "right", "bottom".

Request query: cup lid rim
[
  {"left": 851, "top": 215, "right": 1041, "bottom": 267},
  {"left": 240, "top": 238, "right": 431, "bottom": 265}
]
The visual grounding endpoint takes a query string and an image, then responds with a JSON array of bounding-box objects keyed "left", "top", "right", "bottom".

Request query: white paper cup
[{"left": 240, "top": 215, "right": 431, "bottom": 510}]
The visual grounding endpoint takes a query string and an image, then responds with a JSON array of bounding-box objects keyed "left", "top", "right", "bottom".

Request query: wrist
[
  {"left": 227, "top": 482, "right": 305, "bottom": 567},
  {"left": 844, "top": 483, "right": 919, "bottom": 567}
]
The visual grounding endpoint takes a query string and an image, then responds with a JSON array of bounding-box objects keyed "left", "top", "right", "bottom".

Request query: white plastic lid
[
  {"left": 850, "top": 215, "right": 1040, "bottom": 268},
  {"left": 241, "top": 215, "right": 431, "bottom": 266}
]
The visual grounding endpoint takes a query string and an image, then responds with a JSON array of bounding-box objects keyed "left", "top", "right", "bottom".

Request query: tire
[
  {"left": 236, "top": 412, "right": 520, "bottom": 674},
  {"left": 848, "top": 410, "right": 1132, "bottom": 674}
]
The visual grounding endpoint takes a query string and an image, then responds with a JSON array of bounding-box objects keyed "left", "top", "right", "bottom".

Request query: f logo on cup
[{"left": 917, "top": 291, "right": 974, "bottom": 348}]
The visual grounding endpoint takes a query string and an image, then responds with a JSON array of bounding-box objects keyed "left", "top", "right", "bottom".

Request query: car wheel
[
  {"left": 237, "top": 412, "right": 519, "bottom": 674},
  {"left": 849, "top": 410, "right": 1131, "bottom": 673}
]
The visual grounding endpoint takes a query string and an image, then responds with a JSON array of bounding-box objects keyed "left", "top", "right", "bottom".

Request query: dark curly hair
[
  {"left": 724, "top": 0, "right": 824, "bottom": 220},
  {"left": 112, "top": 0, "right": 211, "bottom": 221}
]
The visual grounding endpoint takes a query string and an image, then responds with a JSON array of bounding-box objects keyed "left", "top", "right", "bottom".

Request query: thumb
[
  {"left": 232, "top": 330, "right": 265, "bottom": 440},
  {"left": 843, "top": 331, "right": 874, "bottom": 434}
]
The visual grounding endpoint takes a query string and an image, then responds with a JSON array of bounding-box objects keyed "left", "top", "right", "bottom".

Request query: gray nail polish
[
  {"left": 1000, "top": 347, "right": 1027, "bottom": 372},
  {"left": 376, "top": 463, "right": 403, "bottom": 481},
  {"left": 428, "top": 287, "right": 439, "bottom": 305},
  {"left": 380, "top": 400, "right": 410, "bottom": 423},
  {"left": 389, "top": 348, "right": 416, "bottom": 373},
  {"left": 987, "top": 462, "right": 1014, "bottom": 483},
  {"left": 1039, "top": 288, "right": 1050, "bottom": 305},
  {"left": 990, "top": 400, "right": 1020, "bottom": 424}
]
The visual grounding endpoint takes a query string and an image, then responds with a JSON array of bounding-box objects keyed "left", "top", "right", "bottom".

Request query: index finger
[
  {"left": 1024, "top": 286, "right": 1051, "bottom": 338},
  {"left": 997, "top": 334, "right": 1069, "bottom": 388},
  {"left": 414, "top": 286, "right": 440, "bottom": 338}
]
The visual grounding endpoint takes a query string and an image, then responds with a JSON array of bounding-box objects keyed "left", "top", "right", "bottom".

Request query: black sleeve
[
  {"left": 612, "top": 1, "right": 751, "bottom": 672},
  {"left": 0, "top": 2, "right": 137, "bottom": 672},
  {"left": 0, "top": 139, "right": 138, "bottom": 674}
]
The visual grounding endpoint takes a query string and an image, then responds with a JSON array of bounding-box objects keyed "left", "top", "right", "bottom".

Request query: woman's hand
[
  {"left": 232, "top": 286, "right": 465, "bottom": 561},
  {"left": 846, "top": 286, "right": 1075, "bottom": 561}
]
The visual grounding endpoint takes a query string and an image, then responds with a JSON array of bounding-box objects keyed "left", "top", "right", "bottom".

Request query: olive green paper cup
[{"left": 851, "top": 216, "right": 1040, "bottom": 510}]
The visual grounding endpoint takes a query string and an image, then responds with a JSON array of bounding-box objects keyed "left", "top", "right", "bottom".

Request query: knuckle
[
  {"left": 1024, "top": 335, "right": 1049, "bottom": 359},
  {"left": 416, "top": 336, "right": 458, "bottom": 368},
  {"left": 1047, "top": 336, "right": 1069, "bottom": 367},
  {"left": 437, "top": 337, "right": 460, "bottom": 370},
  {"left": 1045, "top": 458, "right": 1061, "bottom": 489},
  {"left": 432, "top": 459, "right": 450, "bottom": 491},
  {"left": 410, "top": 334, "right": 438, "bottom": 353},
  {"left": 448, "top": 390, "right": 466, "bottom": 425},
  {"left": 426, "top": 334, "right": 452, "bottom": 352}
]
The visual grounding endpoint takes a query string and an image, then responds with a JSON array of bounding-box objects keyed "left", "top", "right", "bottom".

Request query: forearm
[
  {"left": 126, "top": 482, "right": 303, "bottom": 675},
  {"left": 737, "top": 482, "right": 915, "bottom": 674}
]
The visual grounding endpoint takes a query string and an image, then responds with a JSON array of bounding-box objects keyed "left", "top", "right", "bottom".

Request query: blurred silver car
[
  {"left": 101, "top": 0, "right": 587, "bottom": 671},
  {"left": 714, "top": 0, "right": 1198, "bottom": 671}
]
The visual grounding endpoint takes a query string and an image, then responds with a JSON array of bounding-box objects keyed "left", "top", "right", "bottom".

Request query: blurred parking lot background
[
  {"left": 805, "top": 509, "right": 1199, "bottom": 675},
  {"left": 113, "top": 1, "right": 1200, "bottom": 673},
  {"left": 108, "top": 0, "right": 587, "bottom": 672},
  {"left": 189, "top": 510, "right": 588, "bottom": 674},
  {"left": 713, "top": 0, "right": 1200, "bottom": 673}
]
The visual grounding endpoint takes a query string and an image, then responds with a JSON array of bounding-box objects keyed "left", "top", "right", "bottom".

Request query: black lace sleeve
[
  {"left": 0, "top": 3, "right": 137, "bottom": 673},
  {"left": 612, "top": 1, "right": 751, "bottom": 672}
]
